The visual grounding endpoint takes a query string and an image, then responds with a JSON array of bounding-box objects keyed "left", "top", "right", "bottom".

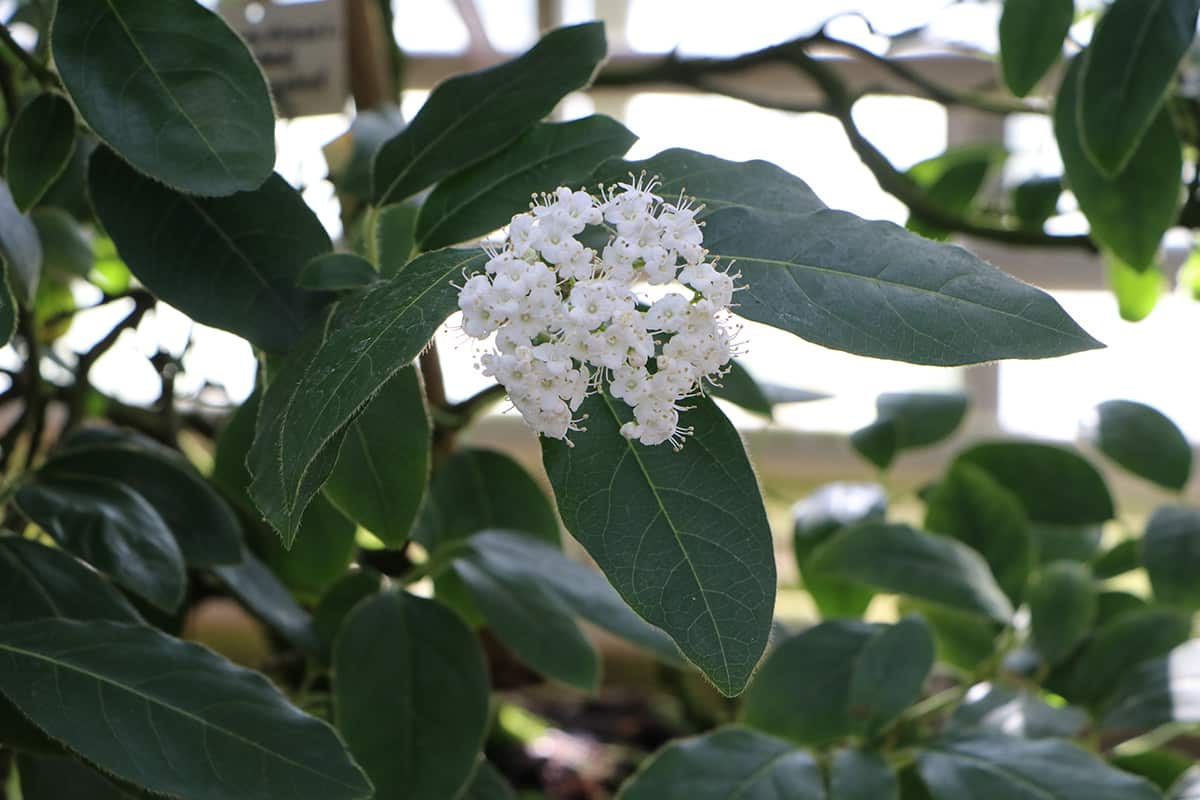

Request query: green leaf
[
  {"left": 0, "top": 537, "right": 142, "bottom": 625},
  {"left": 852, "top": 392, "right": 968, "bottom": 469},
  {"left": 373, "top": 23, "right": 607, "bottom": 205},
  {"left": 954, "top": 441, "right": 1114, "bottom": 525},
  {"left": 998, "top": 0, "right": 1074, "bottom": 97},
  {"left": 299, "top": 253, "right": 379, "bottom": 291},
  {"left": 460, "top": 530, "right": 682, "bottom": 666},
  {"left": 831, "top": 750, "right": 899, "bottom": 800},
  {"left": 0, "top": 620, "right": 372, "bottom": 800},
  {"left": 324, "top": 365, "right": 430, "bottom": 547},
  {"left": 458, "top": 760, "right": 515, "bottom": 800},
  {"left": 4, "top": 93, "right": 76, "bottom": 212},
  {"left": 1055, "top": 56, "right": 1181, "bottom": 270},
  {"left": 312, "top": 570, "right": 383, "bottom": 658},
  {"left": 52, "top": 0, "right": 275, "bottom": 195},
  {"left": 324, "top": 106, "right": 404, "bottom": 200},
  {"left": 0, "top": 691, "right": 60, "bottom": 755},
  {"left": 1143, "top": 505, "right": 1200, "bottom": 609},
  {"left": 703, "top": 205, "right": 1102, "bottom": 366},
  {"left": 793, "top": 482, "right": 887, "bottom": 619},
  {"left": 417, "top": 115, "right": 636, "bottom": 249},
  {"left": 542, "top": 391, "right": 775, "bottom": 697},
  {"left": 1096, "top": 590, "right": 1148, "bottom": 625},
  {"left": 214, "top": 548, "right": 318, "bottom": 651},
  {"left": 902, "top": 600, "right": 1001, "bottom": 675},
  {"left": 1107, "top": 257, "right": 1164, "bottom": 321},
  {"left": 708, "top": 360, "right": 775, "bottom": 417},
  {"left": 1033, "top": 521, "right": 1104, "bottom": 563},
  {"left": 925, "top": 461, "right": 1033, "bottom": 602},
  {"left": 41, "top": 442, "right": 242, "bottom": 567},
  {"left": 1027, "top": 561, "right": 1096, "bottom": 665},
  {"left": 88, "top": 147, "right": 333, "bottom": 353},
  {"left": 918, "top": 733, "right": 1159, "bottom": 800},
  {"left": 14, "top": 474, "right": 185, "bottom": 612},
  {"left": 848, "top": 615, "right": 935, "bottom": 737},
  {"left": 947, "top": 683, "right": 1087, "bottom": 739},
  {"left": 0, "top": 261, "right": 17, "bottom": 347},
  {"left": 1012, "top": 177, "right": 1062, "bottom": 230},
  {"left": 247, "top": 246, "right": 487, "bottom": 544},
  {"left": 1092, "top": 539, "right": 1140, "bottom": 580},
  {"left": 1103, "top": 639, "right": 1200, "bottom": 731},
  {"left": 256, "top": 495, "right": 357, "bottom": 601},
  {"left": 0, "top": 180, "right": 42, "bottom": 307},
  {"left": 414, "top": 447, "right": 560, "bottom": 551},
  {"left": 453, "top": 553, "right": 599, "bottom": 690},
  {"left": 1077, "top": 0, "right": 1200, "bottom": 176},
  {"left": 334, "top": 592, "right": 489, "bottom": 800},
  {"left": 18, "top": 754, "right": 142, "bottom": 799},
  {"left": 373, "top": 203, "right": 419, "bottom": 277},
  {"left": 906, "top": 146, "right": 1004, "bottom": 240},
  {"left": 740, "top": 620, "right": 878, "bottom": 745},
  {"left": 1114, "top": 750, "right": 1196, "bottom": 793},
  {"left": 32, "top": 207, "right": 93, "bottom": 280},
  {"left": 1088, "top": 400, "right": 1191, "bottom": 490},
  {"left": 810, "top": 522, "right": 1014, "bottom": 621},
  {"left": 618, "top": 727, "right": 823, "bottom": 800}
]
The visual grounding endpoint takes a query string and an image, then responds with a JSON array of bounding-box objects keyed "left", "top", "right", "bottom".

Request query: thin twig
[
  {"left": 0, "top": 22, "right": 60, "bottom": 89},
  {"left": 64, "top": 292, "right": 155, "bottom": 431}
]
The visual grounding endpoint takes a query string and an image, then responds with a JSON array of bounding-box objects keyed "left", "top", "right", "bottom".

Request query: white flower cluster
[{"left": 457, "top": 178, "right": 740, "bottom": 448}]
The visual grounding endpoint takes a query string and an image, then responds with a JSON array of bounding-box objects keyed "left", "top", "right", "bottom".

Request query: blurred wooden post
[{"left": 345, "top": 0, "right": 394, "bottom": 110}]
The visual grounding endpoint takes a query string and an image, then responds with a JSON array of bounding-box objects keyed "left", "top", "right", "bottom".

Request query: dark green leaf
[
  {"left": 0, "top": 537, "right": 142, "bottom": 625},
  {"left": 0, "top": 691, "right": 61, "bottom": 754},
  {"left": 18, "top": 753, "right": 141, "bottom": 799},
  {"left": 793, "top": 482, "right": 887, "bottom": 619},
  {"left": 848, "top": 615, "right": 935, "bottom": 737},
  {"left": 312, "top": 569, "right": 382, "bottom": 658},
  {"left": 299, "top": 253, "right": 379, "bottom": 291},
  {"left": 1104, "top": 639, "right": 1200, "bottom": 731},
  {"left": 1096, "top": 590, "right": 1148, "bottom": 625},
  {"left": 417, "top": 115, "right": 636, "bottom": 249},
  {"left": 999, "top": 0, "right": 1074, "bottom": 97},
  {"left": 324, "top": 106, "right": 404, "bottom": 200},
  {"left": 1088, "top": 400, "right": 1191, "bottom": 490},
  {"left": 831, "top": 750, "right": 899, "bottom": 800},
  {"left": 1114, "top": 750, "right": 1196, "bottom": 793},
  {"left": 1092, "top": 538, "right": 1140, "bottom": 579},
  {"left": 414, "top": 447, "right": 560, "bottom": 551},
  {"left": 457, "top": 760, "right": 515, "bottom": 800},
  {"left": 0, "top": 180, "right": 41, "bottom": 307},
  {"left": 334, "top": 592, "right": 489, "bottom": 800},
  {"left": 919, "top": 733, "right": 1158, "bottom": 800},
  {"left": 247, "top": 246, "right": 486, "bottom": 543},
  {"left": 1012, "top": 177, "right": 1062, "bottom": 230},
  {"left": 453, "top": 554, "right": 599, "bottom": 690},
  {"left": 256, "top": 495, "right": 357, "bottom": 601},
  {"left": 32, "top": 207, "right": 93, "bottom": 279},
  {"left": 15, "top": 474, "right": 185, "bottom": 611},
  {"left": 1027, "top": 561, "right": 1096, "bottom": 665},
  {"left": 1078, "top": 0, "right": 1200, "bottom": 175},
  {"left": 1033, "top": 521, "right": 1104, "bottom": 563},
  {"left": 948, "top": 683, "right": 1087, "bottom": 739},
  {"left": 902, "top": 600, "right": 1001, "bottom": 675},
  {"left": 925, "top": 461, "right": 1033, "bottom": 602},
  {"left": 542, "top": 391, "right": 775, "bottom": 697},
  {"left": 703, "top": 205, "right": 1102, "bottom": 366},
  {"left": 214, "top": 547, "right": 318, "bottom": 651},
  {"left": 41, "top": 443, "right": 242, "bottom": 567},
  {"left": 463, "top": 531, "right": 682, "bottom": 665},
  {"left": 0, "top": 260, "right": 17, "bottom": 347},
  {"left": 853, "top": 392, "right": 967, "bottom": 469},
  {"left": 740, "top": 620, "right": 878, "bottom": 745},
  {"left": 1143, "top": 505, "right": 1200, "bottom": 609},
  {"left": 89, "top": 147, "right": 333, "bottom": 352},
  {"left": 52, "top": 0, "right": 275, "bottom": 195},
  {"left": 619, "top": 727, "right": 823, "bottom": 800},
  {"left": 41, "top": 133, "right": 96, "bottom": 221},
  {"left": 212, "top": 389, "right": 264, "bottom": 519},
  {"left": 373, "top": 23, "right": 607, "bottom": 205},
  {"left": 0, "top": 620, "right": 372, "bottom": 800},
  {"left": 907, "top": 146, "right": 1004, "bottom": 240},
  {"left": 849, "top": 420, "right": 898, "bottom": 471},
  {"left": 810, "top": 522, "right": 1013, "bottom": 621},
  {"left": 324, "top": 365, "right": 430, "bottom": 547},
  {"left": 1056, "top": 56, "right": 1181, "bottom": 270},
  {"left": 4, "top": 92, "right": 76, "bottom": 212},
  {"left": 1107, "top": 257, "right": 1164, "bottom": 321},
  {"left": 708, "top": 359, "right": 774, "bottom": 418},
  {"left": 373, "top": 203, "right": 419, "bottom": 277},
  {"left": 954, "top": 441, "right": 1114, "bottom": 524},
  {"left": 760, "top": 382, "right": 828, "bottom": 405}
]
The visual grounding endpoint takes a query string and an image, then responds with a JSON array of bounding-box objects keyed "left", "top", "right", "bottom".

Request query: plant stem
[{"left": 0, "top": 22, "right": 60, "bottom": 89}]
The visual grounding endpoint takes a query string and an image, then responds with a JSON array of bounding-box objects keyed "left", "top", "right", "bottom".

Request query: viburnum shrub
[{"left": 0, "top": 2, "right": 1198, "bottom": 799}]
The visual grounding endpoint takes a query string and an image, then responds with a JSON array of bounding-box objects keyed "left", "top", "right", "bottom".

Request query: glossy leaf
[
  {"left": 707, "top": 359, "right": 774, "bottom": 417},
  {"left": 1027, "top": 561, "right": 1096, "bottom": 665},
  {"left": 906, "top": 146, "right": 1003, "bottom": 240},
  {"left": 852, "top": 392, "right": 967, "bottom": 469},
  {"left": 954, "top": 441, "right": 1114, "bottom": 524},
  {"left": 1056, "top": 56, "right": 1181, "bottom": 271},
  {"left": 919, "top": 733, "right": 1159, "bottom": 800},
  {"left": 0, "top": 180, "right": 41, "bottom": 307},
  {"left": 542, "top": 391, "right": 775, "bottom": 697},
  {"left": 0, "top": 537, "right": 142, "bottom": 625},
  {"left": 4, "top": 93, "right": 76, "bottom": 212},
  {"left": 1088, "top": 399, "right": 1191, "bottom": 490},
  {"left": 998, "top": 0, "right": 1073, "bottom": 97},
  {"left": 948, "top": 683, "right": 1087, "bottom": 739},
  {"left": 831, "top": 750, "right": 899, "bottom": 800},
  {"left": 247, "top": 246, "right": 487, "bottom": 543},
  {"left": 312, "top": 570, "right": 383, "bottom": 657},
  {"left": 925, "top": 461, "right": 1033, "bottom": 602},
  {"left": 1012, "top": 177, "right": 1062, "bottom": 230},
  {"left": 847, "top": 615, "right": 935, "bottom": 737},
  {"left": 0, "top": 620, "right": 371, "bottom": 800},
  {"left": 1103, "top": 639, "right": 1200, "bottom": 731},
  {"left": 214, "top": 548, "right": 318, "bottom": 651},
  {"left": 1143, "top": 505, "right": 1200, "bottom": 609},
  {"left": 33, "top": 207, "right": 93, "bottom": 280},
  {"left": 15, "top": 474, "right": 186, "bottom": 611},
  {"left": 1078, "top": 0, "right": 1200, "bottom": 175},
  {"left": 89, "top": 147, "right": 333, "bottom": 353},
  {"left": 793, "top": 482, "right": 886, "bottom": 619},
  {"left": 1107, "top": 257, "right": 1164, "bottom": 321},
  {"left": 619, "top": 727, "right": 823, "bottom": 800},
  {"left": 256, "top": 495, "right": 357, "bottom": 601},
  {"left": 324, "top": 365, "right": 430, "bottom": 547},
  {"left": 373, "top": 23, "right": 607, "bottom": 205},
  {"left": 373, "top": 204, "right": 419, "bottom": 277},
  {"left": 18, "top": 754, "right": 141, "bottom": 799},
  {"left": 52, "top": 0, "right": 275, "bottom": 195},
  {"left": 810, "top": 522, "right": 1014, "bottom": 621},
  {"left": 417, "top": 115, "right": 636, "bottom": 249},
  {"left": 458, "top": 761, "right": 516, "bottom": 800},
  {"left": 299, "top": 253, "right": 379, "bottom": 291},
  {"left": 335, "top": 592, "right": 489, "bottom": 800}
]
